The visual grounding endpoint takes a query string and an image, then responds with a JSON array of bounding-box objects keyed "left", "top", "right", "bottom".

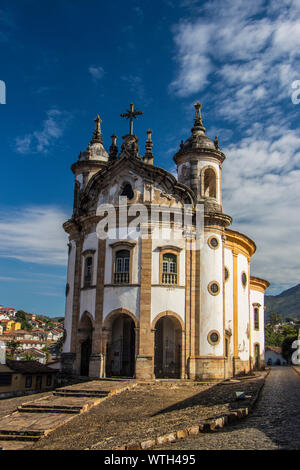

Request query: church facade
[{"left": 61, "top": 102, "right": 269, "bottom": 380}]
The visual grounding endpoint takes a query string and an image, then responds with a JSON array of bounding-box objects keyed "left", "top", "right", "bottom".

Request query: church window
[
  {"left": 114, "top": 250, "right": 130, "bottom": 284},
  {"left": 203, "top": 168, "right": 217, "bottom": 198},
  {"left": 120, "top": 183, "right": 134, "bottom": 200},
  {"left": 208, "top": 236, "right": 219, "bottom": 249},
  {"left": 241, "top": 272, "right": 247, "bottom": 287},
  {"left": 162, "top": 253, "right": 177, "bottom": 285},
  {"left": 208, "top": 281, "right": 220, "bottom": 296},
  {"left": 84, "top": 257, "right": 93, "bottom": 287},
  {"left": 208, "top": 330, "right": 220, "bottom": 346},
  {"left": 254, "top": 307, "right": 259, "bottom": 330}
]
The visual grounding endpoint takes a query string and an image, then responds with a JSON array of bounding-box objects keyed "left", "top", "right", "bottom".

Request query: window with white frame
[
  {"left": 114, "top": 250, "right": 130, "bottom": 284},
  {"left": 162, "top": 253, "right": 177, "bottom": 285}
]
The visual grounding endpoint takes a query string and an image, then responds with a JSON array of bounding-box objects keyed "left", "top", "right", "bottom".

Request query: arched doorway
[
  {"left": 106, "top": 314, "right": 135, "bottom": 377},
  {"left": 79, "top": 314, "right": 93, "bottom": 376},
  {"left": 154, "top": 316, "right": 182, "bottom": 378}
]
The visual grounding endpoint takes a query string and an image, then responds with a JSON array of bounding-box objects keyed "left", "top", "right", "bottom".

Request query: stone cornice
[
  {"left": 173, "top": 147, "right": 226, "bottom": 165},
  {"left": 224, "top": 228, "right": 256, "bottom": 258},
  {"left": 71, "top": 160, "right": 107, "bottom": 174},
  {"left": 204, "top": 212, "right": 232, "bottom": 229},
  {"left": 250, "top": 276, "right": 270, "bottom": 293}
]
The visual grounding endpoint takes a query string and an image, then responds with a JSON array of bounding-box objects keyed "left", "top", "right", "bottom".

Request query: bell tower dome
[
  {"left": 71, "top": 114, "right": 109, "bottom": 216},
  {"left": 174, "top": 102, "right": 227, "bottom": 217}
]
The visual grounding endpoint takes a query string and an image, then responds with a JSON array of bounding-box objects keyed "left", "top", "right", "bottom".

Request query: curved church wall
[{"left": 199, "top": 231, "right": 224, "bottom": 356}]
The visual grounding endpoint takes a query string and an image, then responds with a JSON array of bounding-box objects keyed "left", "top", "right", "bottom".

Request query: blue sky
[{"left": 0, "top": 0, "right": 300, "bottom": 316}]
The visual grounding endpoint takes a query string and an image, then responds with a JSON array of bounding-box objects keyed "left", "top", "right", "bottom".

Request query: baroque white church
[{"left": 61, "top": 102, "right": 269, "bottom": 380}]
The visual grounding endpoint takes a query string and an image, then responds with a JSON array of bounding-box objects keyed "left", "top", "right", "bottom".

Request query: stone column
[
  {"left": 89, "top": 238, "right": 106, "bottom": 377},
  {"left": 62, "top": 236, "right": 83, "bottom": 375},
  {"left": 136, "top": 233, "right": 153, "bottom": 379}
]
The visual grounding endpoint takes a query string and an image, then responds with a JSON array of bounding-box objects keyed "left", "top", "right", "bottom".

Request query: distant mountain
[{"left": 265, "top": 284, "right": 300, "bottom": 321}]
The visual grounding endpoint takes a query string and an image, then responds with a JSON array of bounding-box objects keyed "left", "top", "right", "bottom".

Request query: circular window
[
  {"left": 208, "top": 330, "right": 220, "bottom": 346},
  {"left": 241, "top": 272, "right": 247, "bottom": 287},
  {"left": 208, "top": 281, "right": 220, "bottom": 296},
  {"left": 224, "top": 267, "right": 229, "bottom": 282},
  {"left": 208, "top": 236, "right": 219, "bottom": 249}
]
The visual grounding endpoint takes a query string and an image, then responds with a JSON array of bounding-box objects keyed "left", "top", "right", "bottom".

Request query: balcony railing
[
  {"left": 162, "top": 273, "right": 177, "bottom": 285},
  {"left": 114, "top": 272, "right": 129, "bottom": 284}
]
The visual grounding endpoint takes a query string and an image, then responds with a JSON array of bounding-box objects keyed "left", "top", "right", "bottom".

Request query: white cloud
[
  {"left": 169, "top": 0, "right": 300, "bottom": 122},
  {"left": 16, "top": 109, "right": 71, "bottom": 154},
  {"left": 89, "top": 65, "right": 105, "bottom": 81},
  {"left": 0, "top": 206, "right": 68, "bottom": 266},
  {"left": 222, "top": 125, "right": 300, "bottom": 293}
]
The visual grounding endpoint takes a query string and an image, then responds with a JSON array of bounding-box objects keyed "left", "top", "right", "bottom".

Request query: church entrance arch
[
  {"left": 106, "top": 313, "right": 136, "bottom": 377},
  {"left": 79, "top": 313, "right": 93, "bottom": 376},
  {"left": 154, "top": 314, "right": 183, "bottom": 379}
]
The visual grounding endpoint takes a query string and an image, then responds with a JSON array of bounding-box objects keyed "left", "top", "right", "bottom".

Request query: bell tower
[
  {"left": 174, "top": 102, "right": 226, "bottom": 215},
  {"left": 71, "top": 114, "right": 109, "bottom": 216}
]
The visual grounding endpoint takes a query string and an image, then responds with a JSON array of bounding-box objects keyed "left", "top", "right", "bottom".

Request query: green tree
[
  {"left": 7, "top": 340, "right": 21, "bottom": 358},
  {"left": 42, "top": 347, "right": 50, "bottom": 361},
  {"left": 281, "top": 325, "right": 297, "bottom": 337},
  {"left": 265, "top": 325, "right": 283, "bottom": 346},
  {"left": 22, "top": 352, "right": 36, "bottom": 361},
  {"left": 269, "top": 313, "right": 283, "bottom": 325},
  {"left": 21, "top": 320, "right": 32, "bottom": 331},
  {"left": 15, "top": 310, "right": 27, "bottom": 322}
]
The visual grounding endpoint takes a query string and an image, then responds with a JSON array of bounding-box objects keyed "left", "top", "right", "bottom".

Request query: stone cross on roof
[{"left": 120, "top": 103, "right": 143, "bottom": 135}]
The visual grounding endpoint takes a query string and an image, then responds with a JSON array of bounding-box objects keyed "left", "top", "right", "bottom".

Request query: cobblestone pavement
[{"left": 154, "top": 367, "right": 300, "bottom": 450}]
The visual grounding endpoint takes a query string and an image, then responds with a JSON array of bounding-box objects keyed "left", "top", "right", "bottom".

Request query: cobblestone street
[{"left": 155, "top": 367, "right": 300, "bottom": 450}]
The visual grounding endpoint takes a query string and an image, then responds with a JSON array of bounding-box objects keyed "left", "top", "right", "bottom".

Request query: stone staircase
[
  {"left": 0, "top": 379, "right": 136, "bottom": 450},
  {"left": 53, "top": 388, "right": 109, "bottom": 399},
  {"left": 0, "top": 429, "right": 43, "bottom": 442}
]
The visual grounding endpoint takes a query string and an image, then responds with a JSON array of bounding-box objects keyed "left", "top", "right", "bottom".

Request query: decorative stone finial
[
  {"left": 214, "top": 136, "right": 220, "bottom": 150},
  {"left": 90, "top": 114, "right": 103, "bottom": 144},
  {"left": 191, "top": 101, "right": 206, "bottom": 134},
  {"left": 144, "top": 129, "right": 154, "bottom": 164},
  {"left": 109, "top": 134, "right": 118, "bottom": 160}
]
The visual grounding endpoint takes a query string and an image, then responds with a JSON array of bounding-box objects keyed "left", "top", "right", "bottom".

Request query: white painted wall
[
  {"left": 199, "top": 231, "right": 224, "bottom": 356},
  {"left": 63, "top": 240, "right": 76, "bottom": 353},
  {"left": 224, "top": 248, "right": 234, "bottom": 356},
  {"left": 103, "top": 286, "right": 140, "bottom": 320},
  {"left": 250, "top": 288, "right": 265, "bottom": 360},
  {"left": 237, "top": 254, "right": 250, "bottom": 362},
  {"left": 151, "top": 287, "right": 185, "bottom": 323}
]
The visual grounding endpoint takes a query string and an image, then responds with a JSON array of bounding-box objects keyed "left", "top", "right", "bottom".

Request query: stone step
[
  {"left": 17, "top": 406, "right": 80, "bottom": 414},
  {"left": 56, "top": 388, "right": 109, "bottom": 394},
  {"left": 53, "top": 391, "right": 108, "bottom": 398},
  {"left": 0, "top": 429, "right": 44, "bottom": 438},
  {"left": 20, "top": 403, "right": 84, "bottom": 410},
  {"left": 0, "top": 434, "right": 40, "bottom": 442}
]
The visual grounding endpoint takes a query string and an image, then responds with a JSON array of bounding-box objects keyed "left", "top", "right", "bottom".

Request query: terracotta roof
[{"left": 6, "top": 359, "right": 57, "bottom": 374}]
